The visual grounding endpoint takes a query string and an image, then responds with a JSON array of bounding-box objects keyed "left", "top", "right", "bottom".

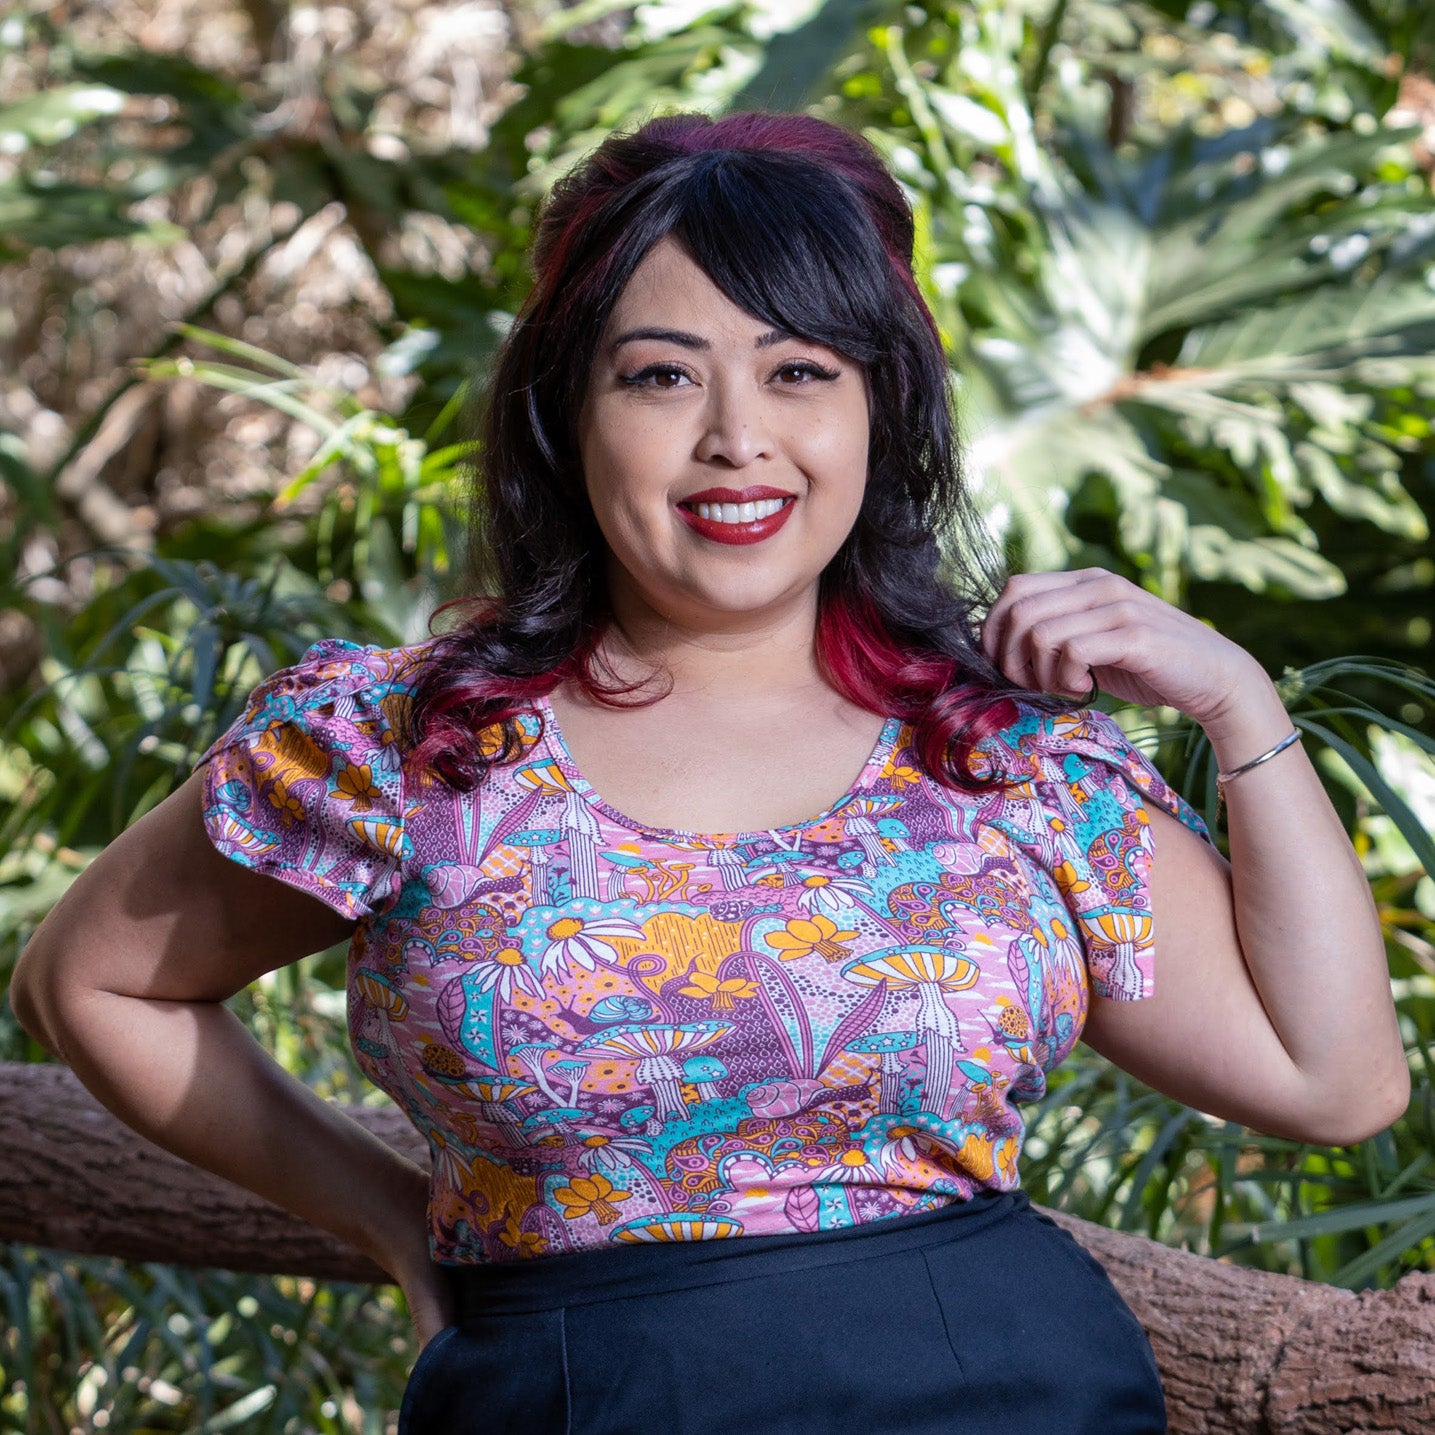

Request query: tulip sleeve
[
  {"left": 1027, "top": 707, "right": 1213, "bottom": 1000},
  {"left": 975, "top": 705, "right": 1215, "bottom": 1004},
  {"left": 193, "top": 638, "right": 412, "bottom": 920}
]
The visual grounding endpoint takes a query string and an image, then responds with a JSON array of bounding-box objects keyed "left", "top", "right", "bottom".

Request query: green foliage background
[{"left": 2, "top": 0, "right": 1434, "bottom": 1428}]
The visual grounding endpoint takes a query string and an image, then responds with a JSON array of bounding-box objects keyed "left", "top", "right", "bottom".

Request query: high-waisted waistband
[{"left": 440, "top": 1187, "right": 1029, "bottom": 1317}]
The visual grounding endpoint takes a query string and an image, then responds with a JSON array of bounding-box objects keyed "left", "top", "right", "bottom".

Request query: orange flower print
[
  {"left": 265, "top": 778, "right": 305, "bottom": 825},
  {"left": 476, "top": 723, "right": 507, "bottom": 760},
  {"left": 1050, "top": 857, "right": 1090, "bottom": 900},
  {"left": 333, "top": 761, "right": 381, "bottom": 811},
  {"left": 497, "top": 1208, "right": 547, "bottom": 1255},
  {"left": 765, "top": 913, "right": 859, "bottom": 963},
  {"left": 553, "top": 1173, "right": 630, "bottom": 1225},
  {"left": 879, "top": 753, "right": 921, "bottom": 789},
  {"left": 996, "top": 1135, "right": 1019, "bottom": 1182},
  {"left": 679, "top": 969, "right": 759, "bottom": 1010}
]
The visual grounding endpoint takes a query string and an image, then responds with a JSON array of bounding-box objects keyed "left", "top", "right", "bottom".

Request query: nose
[{"left": 693, "top": 381, "right": 774, "bottom": 467}]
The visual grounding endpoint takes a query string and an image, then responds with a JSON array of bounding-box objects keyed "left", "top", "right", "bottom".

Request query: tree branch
[{"left": 3, "top": 1062, "right": 1433, "bottom": 1431}]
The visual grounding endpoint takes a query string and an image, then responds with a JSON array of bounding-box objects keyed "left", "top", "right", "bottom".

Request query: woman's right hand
[
  {"left": 360, "top": 1161, "right": 456, "bottom": 1347},
  {"left": 393, "top": 1250, "right": 456, "bottom": 1347}
]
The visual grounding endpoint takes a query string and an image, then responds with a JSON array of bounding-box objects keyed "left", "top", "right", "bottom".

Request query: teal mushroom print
[
  {"left": 520, "top": 1108, "right": 589, "bottom": 1139},
  {"left": 549, "top": 1059, "right": 589, "bottom": 1106},
  {"left": 506, "top": 829, "right": 564, "bottom": 905},
  {"left": 844, "top": 1030, "right": 920, "bottom": 1110},
  {"left": 682, "top": 1054, "right": 728, "bottom": 1101},
  {"left": 620, "top": 1103, "right": 661, "bottom": 1137},
  {"left": 509, "top": 1041, "right": 567, "bottom": 1105},
  {"left": 599, "top": 849, "right": 651, "bottom": 900}
]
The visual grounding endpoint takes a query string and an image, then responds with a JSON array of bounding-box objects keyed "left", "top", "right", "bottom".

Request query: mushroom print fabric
[{"left": 197, "top": 639, "right": 1214, "bottom": 1264}]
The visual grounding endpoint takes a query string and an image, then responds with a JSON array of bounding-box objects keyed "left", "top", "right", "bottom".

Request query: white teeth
[{"left": 692, "top": 498, "right": 787, "bottom": 523}]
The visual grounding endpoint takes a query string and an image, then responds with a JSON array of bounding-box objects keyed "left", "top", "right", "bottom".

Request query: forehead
[{"left": 605, "top": 237, "right": 769, "bottom": 336}]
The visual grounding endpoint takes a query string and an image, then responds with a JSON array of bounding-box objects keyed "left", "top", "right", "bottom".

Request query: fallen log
[{"left": 3, "top": 1062, "right": 1432, "bottom": 1432}]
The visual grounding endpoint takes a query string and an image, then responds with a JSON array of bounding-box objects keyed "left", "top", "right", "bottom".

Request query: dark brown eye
[
  {"left": 620, "top": 364, "right": 693, "bottom": 388},
  {"left": 775, "top": 362, "right": 840, "bottom": 383}
]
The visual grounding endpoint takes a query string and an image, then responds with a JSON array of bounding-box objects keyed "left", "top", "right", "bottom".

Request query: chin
[{"left": 698, "top": 580, "right": 819, "bottom": 621}]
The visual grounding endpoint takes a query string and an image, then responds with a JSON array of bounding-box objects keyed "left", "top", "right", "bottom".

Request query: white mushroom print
[
  {"left": 1083, "top": 906, "right": 1151, "bottom": 1000},
  {"left": 841, "top": 947, "right": 980, "bottom": 1120},
  {"left": 450, "top": 1078, "right": 537, "bottom": 1145},
  {"left": 577, "top": 1022, "right": 731, "bottom": 1122},
  {"left": 508, "top": 1041, "right": 568, "bottom": 1106},
  {"left": 507, "top": 828, "right": 564, "bottom": 905},
  {"left": 549, "top": 1058, "right": 589, "bottom": 1106}
]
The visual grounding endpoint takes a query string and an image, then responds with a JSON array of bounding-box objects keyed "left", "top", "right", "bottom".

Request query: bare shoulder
[{"left": 12, "top": 770, "right": 356, "bottom": 1022}]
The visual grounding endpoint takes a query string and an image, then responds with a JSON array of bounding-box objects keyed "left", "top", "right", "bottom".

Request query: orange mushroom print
[{"left": 200, "top": 637, "right": 1209, "bottom": 1262}]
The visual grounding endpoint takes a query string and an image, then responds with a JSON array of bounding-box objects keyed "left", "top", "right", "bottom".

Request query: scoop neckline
[{"left": 533, "top": 691, "right": 904, "bottom": 846}]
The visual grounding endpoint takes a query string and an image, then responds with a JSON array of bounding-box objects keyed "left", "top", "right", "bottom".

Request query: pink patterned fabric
[{"left": 197, "top": 639, "right": 1212, "bottom": 1263}]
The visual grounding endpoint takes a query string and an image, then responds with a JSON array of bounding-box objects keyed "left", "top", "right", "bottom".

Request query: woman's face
[{"left": 576, "top": 236, "right": 870, "bottom": 635}]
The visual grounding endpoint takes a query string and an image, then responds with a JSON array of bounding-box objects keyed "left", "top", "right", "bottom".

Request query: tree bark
[{"left": 3, "top": 1061, "right": 1433, "bottom": 1432}]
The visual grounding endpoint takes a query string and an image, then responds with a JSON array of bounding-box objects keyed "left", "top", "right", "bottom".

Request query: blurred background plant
[{"left": 2, "top": 0, "right": 1433, "bottom": 1428}]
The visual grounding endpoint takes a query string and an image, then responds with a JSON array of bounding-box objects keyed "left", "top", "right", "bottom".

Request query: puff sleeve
[
  {"left": 979, "top": 705, "right": 1215, "bottom": 1004},
  {"left": 193, "top": 638, "right": 413, "bottom": 921}
]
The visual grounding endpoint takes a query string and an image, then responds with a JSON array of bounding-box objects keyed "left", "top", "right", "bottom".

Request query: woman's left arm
[{"left": 982, "top": 568, "right": 1410, "bottom": 1146}]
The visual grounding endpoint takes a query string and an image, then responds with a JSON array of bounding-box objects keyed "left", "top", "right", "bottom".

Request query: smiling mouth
[
  {"left": 680, "top": 497, "right": 792, "bottom": 524},
  {"left": 674, "top": 489, "right": 798, "bottom": 545}
]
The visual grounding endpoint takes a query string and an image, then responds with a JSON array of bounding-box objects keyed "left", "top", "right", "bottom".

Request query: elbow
[
  {"left": 9, "top": 945, "right": 63, "bottom": 1058},
  {"left": 1305, "top": 1065, "right": 1412, "bottom": 1148}
]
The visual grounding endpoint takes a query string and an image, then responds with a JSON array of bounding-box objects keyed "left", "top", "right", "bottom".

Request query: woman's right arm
[{"left": 9, "top": 769, "right": 451, "bottom": 1340}]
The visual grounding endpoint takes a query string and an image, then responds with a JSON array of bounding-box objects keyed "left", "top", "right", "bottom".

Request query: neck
[{"left": 597, "top": 579, "right": 828, "bottom": 702}]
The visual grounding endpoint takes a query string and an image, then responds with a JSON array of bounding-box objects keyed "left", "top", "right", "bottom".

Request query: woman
[{"left": 11, "top": 111, "right": 1407, "bottom": 1434}]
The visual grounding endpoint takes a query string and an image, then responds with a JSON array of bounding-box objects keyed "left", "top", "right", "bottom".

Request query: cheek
[
  {"left": 808, "top": 415, "right": 870, "bottom": 510},
  {"left": 578, "top": 428, "right": 672, "bottom": 552}
]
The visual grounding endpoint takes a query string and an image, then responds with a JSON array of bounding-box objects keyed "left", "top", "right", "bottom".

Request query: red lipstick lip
[
  {"left": 679, "top": 485, "right": 795, "bottom": 505},
  {"left": 676, "top": 496, "right": 796, "bottom": 546}
]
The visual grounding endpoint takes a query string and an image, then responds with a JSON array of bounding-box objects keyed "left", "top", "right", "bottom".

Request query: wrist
[
  {"left": 1197, "top": 665, "right": 1296, "bottom": 772},
  {"left": 351, "top": 1153, "right": 431, "bottom": 1276}
]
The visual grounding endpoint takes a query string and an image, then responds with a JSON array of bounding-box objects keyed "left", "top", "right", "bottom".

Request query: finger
[
  {"left": 1012, "top": 604, "right": 1155, "bottom": 696},
  {"left": 980, "top": 572, "right": 1085, "bottom": 665},
  {"left": 1000, "top": 589, "right": 1150, "bottom": 690},
  {"left": 983, "top": 569, "right": 1123, "bottom": 674}
]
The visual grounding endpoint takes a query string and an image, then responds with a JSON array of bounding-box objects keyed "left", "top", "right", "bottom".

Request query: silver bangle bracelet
[{"left": 1215, "top": 727, "right": 1301, "bottom": 785}]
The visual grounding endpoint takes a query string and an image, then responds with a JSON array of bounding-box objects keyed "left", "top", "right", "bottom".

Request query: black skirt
[{"left": 398, "top": 1188, "right": 1166, "bottom": 1434}]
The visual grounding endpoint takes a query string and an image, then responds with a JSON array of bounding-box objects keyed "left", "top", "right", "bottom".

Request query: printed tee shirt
[{"left": 197, "top": 638, "right": 1213, "bottom": 1264}]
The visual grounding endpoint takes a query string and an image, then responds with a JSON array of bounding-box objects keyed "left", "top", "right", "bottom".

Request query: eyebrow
[{"left": 608, "top": 326, "right": 798, "bottom": 353}]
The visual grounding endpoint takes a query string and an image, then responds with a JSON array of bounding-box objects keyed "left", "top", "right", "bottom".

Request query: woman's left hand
[{"left": 979, "top": 567, "right": 1271, "bottom": 728}]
